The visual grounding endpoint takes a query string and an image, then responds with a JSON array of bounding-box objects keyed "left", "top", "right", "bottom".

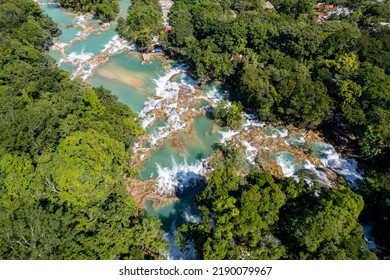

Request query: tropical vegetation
[{"left": 0, "top": 0, "right": 168, "bottom": 259}]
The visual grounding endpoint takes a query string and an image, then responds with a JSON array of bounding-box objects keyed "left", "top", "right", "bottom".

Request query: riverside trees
[
  {"left": 165, "top": 0, "right": 389, "bottom": 158},
  {"left": 59, "top": 0, "right": 120, "bottom": 21},
  {"left": 117, "top": 0, "right": 163, "bottom": 51},
  {"left": 0, "top": 0, "right": 168, "bottom": 259},
  {"left": 179, "top": 145, "right": 376, "bottom": 260},
  {"left": 166, "top": 0, "right": 389, "bottom": 258}
]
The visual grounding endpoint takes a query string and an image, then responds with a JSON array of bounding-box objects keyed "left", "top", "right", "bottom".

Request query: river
[{"left": 38, "top": 0, "right": 378, "bottom": 259}]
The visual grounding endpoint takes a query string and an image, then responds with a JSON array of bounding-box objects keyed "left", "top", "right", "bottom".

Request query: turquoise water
[
  {"left": 194, "top": 101, "right": 209, "bottom": 110},
  {"left": 40, "top": 2, "right": 75, "bottom": 27},
  {"left": 145, "top": 118, "right": 168, "bottom": 135},
  {"left": 269, "top": 151, "right": 297, "bottom": 176},
  {"left": 49, "top": 50, "right": 62, "bottom": 62},
  {"left": 287, "top": 134, "right": 306, "bottom": 148},
  {"left": 145, "top": 181, "right": 203, "bottom": 232},
  {"left": 59, "top": 63, "right": 74, "bottom": 74},
  {"left": 139, "top": 115, "right": 220, "bottom": 180},
  {"left": 262, "top": 126, "right": 289, "bottom": 138},
  {"left": 59, "top": 27, "right": 80, "bottom": 43},
  {"left": 310, "top": 142, "right": 337, "bottom": 160},
  {"left": 87, "top": 52, "right": 163, "bottom": 113},
  {"left": 119, "top": 0, "right": 132, "bottom": 18},
  {"left": 177, "top": 115, "right": 220, "bottom": 162},
  {"left": 40, "top": 1, "right": 82, "bottom": 45},
  {"left": 65, "top": 28, "right": 117, "bottom": 56},
  {"left": 139, "top": 140, "right": 184, "bottom": 180},
  {"left": 89, "top": 72, "right": 148, "bottom": 113}
]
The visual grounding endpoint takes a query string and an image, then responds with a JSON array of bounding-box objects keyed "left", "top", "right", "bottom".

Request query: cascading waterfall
[
  {"left": 139, "top": 67, "right": 195, "bottom": 148},
  {"left": 155, "top": 158, "right": 206, "bottom": 196},
  {"left": 273, "top": 152, "right": 297, "bottom": 177},
  {"left": 41, "top": 0, "right": 135, "bottom": 80},
  {"left": 310, "top": 142, "right": 364, "bottom": 188},
  {"left": 39, "top": 0, "right": 379, "bottom": 259},
  {"left": 242, "top": 141, "right": 259, "bottom": 165}
]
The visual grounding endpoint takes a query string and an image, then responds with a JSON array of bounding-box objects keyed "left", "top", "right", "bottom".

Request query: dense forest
[
  {"left": 165, "top": 0, "right": 389, "bottom": 155},
  {"left": 161, "top": 0, "right": 390, "bottom": 258},
  {"left": 58, "top": 0, "right": 120, "bottom": 21},
  {"left": 179, "top": 144, "right": 376, "bottom": 259},
  {"left": 0, "top": 0, "right": 168, "bottom": 259},
  {"left": 117, "top": 0, "right": 163, "bottom": 50},
  {"left": 1, "top": 0, "right": 389, "bottom": 260}
]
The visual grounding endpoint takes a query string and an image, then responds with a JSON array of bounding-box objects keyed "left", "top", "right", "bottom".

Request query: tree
[
  {"left": 278, "top": 186, "right": 371, "bottom": 259},
  {"left": 236, "top": 63, "right": 275, "bottom": 121},
  {"left": 119, "top": 0, "right": 163, "bottom": 50},
  {"left": 213, "top": 100, "right": 243, "bottom": 129},
  {"left": 338, "top": 79, "right": 362, "bottom": 104},
  {"left": 59, "top": 0, "right": 119, "bottom": 21},
  {"left": 0, "top": 0, "right": 168, "bottom": 260},
  {"left": 167, "top": 2, "right": 194, "bottom": 48}
]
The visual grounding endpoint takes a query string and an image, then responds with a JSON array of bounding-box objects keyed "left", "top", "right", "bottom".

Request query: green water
[
  {"left": 39, "top": 2, "right": 75, "bottom": 27},
  {"left": 287, "top": 134, "right": 306, "bottom": 148},
  {"left": 59, "top": 63, "right": 74, "bottom": 74},
  {"left": 118, "top": 0, "right": 132, "bottom": 18},
  {"left": 262, "top": 126, "right": 289, "bottom": 138},
  {"left": 66, "top": 28, "right": 117, "bottom": 56},
  {"left": 49, "top": 50, "right": 62, "bottom": 62},
  {"left": 87, "top": 52, "right": 163, "bottom": 113},
  {"left": 269, "top": 151, "right": 297, "bottom": 176},
  {"left": 40, "top": 1, "right": 219, "bottom": 257},
  {"left": 139, "top": 140, "right": 184, "bottom": 180},
  {"left": 145, "top": 182, "right": 204, "bottom": 232},
  {"left": 310, "top": 142, "right": 336, "bottom": 160},
  {"left": 177, "top": 115, "right": 221, "bottom": 162},
  {"left": 145, "top": 118, "right": 168, "bottom": 135},
  {"left": 139, "top": 115, "right": 220, "bottom": 180},
  {"left": 40, "top": 1, "right": 82, "bottom": 46},
  {"left": 59, "top": 27, "right": 80, "bottom": 43},
  {"left": 194, "top": 101, "right": 209, "bottom": 110}
]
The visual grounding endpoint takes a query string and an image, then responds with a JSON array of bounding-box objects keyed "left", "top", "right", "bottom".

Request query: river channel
[{"left": 38, "top": 0, "right": 376, "bottom": 259}]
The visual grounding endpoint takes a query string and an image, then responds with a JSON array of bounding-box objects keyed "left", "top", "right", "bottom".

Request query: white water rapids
[{"left": 38, "top": 0, "right": 379, "bottom": 259}]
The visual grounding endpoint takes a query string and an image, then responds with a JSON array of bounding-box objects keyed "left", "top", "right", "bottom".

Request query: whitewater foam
[
  {"left": 300, "top": 159, "right": 332, "bottom": 187},
  {"left": 141, "top": 113, "right": 156, "bottom": 128},
  {"left": 155, "top": 158, "right": 206, "bottom": 196},
  {"left": 264, "top": 127, "right": 289, "bottom": 138},
  {"left": 138, "top": 67, "right": 200, "bottom": 149},
  {"left": 274, "top": 152, "right": 296, "bottom": 177},
  {"left": 242, "top": 141, "right": 259, "bottom": 165},
  {"left": 219, "top": 130, "right": 240, "bottom": 143},
  {"left": 101, "top": 35, "right": 131, "bottom": 54},
  {"left": 312, "top": 143, "right": 363, "bottom": 188},
  {"left": 242, "top": 113, "right": 266, "bottom": 130}
]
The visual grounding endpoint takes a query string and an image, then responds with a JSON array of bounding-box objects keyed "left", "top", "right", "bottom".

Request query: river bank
[{"left": 38, "top": 0, "right": 380, "bottom": 258}]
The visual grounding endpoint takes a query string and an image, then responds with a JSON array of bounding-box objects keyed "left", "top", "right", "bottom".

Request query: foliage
[
  {"left": 0, "top": 0, "right": 168, "bottom": 259},
  {"left": 117, "top": 0, "right": 163, "bottom": 51},
  {"left": 213, "top": 100, "right": 243, "bottom": 129},
  {"left": 166, "top": 1, "right": 389, "bottom": 256},
  {"left": 165, "top": 0, "right": 389, "bottom": 160},
  {"left": 179, "top": 145, "right": 375, "bottom": 259},
  {"left": 361, "top": 171, "right": 390, "bottom": 259},
  {"left": 59, "top": 0, "right": 120, "bottom": 21}
]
